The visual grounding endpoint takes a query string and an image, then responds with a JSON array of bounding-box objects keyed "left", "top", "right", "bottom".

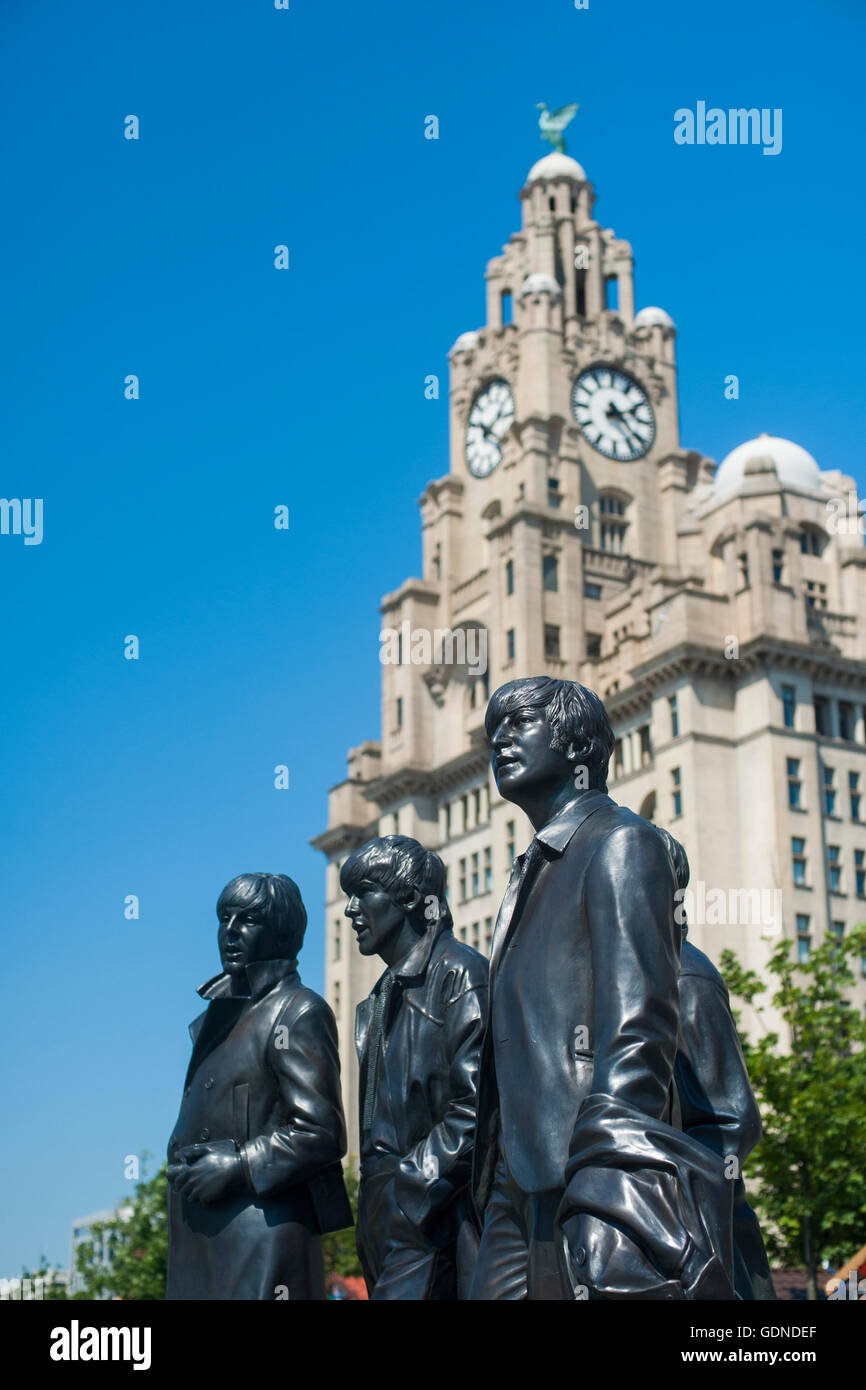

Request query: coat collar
[
  {"left": 196, "top": 957, "right": 300, "bottom": 1003},
  {"left": 533, "top": 788, "right": 613, "bottom": 857},
  {"left": 369, "top": 922, "right": 446, "bottom": 995}
]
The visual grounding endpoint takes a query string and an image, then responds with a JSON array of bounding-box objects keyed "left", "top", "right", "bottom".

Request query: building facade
[{"left": 313, "top": 149, "right": 866, "bottom": 1158}]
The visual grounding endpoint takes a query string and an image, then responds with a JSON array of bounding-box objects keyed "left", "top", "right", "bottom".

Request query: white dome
[
  {"left": 520, "top": 273, "right": 561, "bottom": 299},
  {"left": 449, "top": 330, "right": 479, "bottom": 355},
  {"left": 714, "top": 434, "right": 823, "bottom": 498},
  {"left": 634, "top": 305, "right": 676, "bottom": 331},
  {"left": 527, "top": 151, "right": 586, "bottom": 183}
]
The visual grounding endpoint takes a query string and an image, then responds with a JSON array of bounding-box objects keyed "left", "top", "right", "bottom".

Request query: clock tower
[{"left": 314, "top": 144, "right": 866, "bottom": 1160}]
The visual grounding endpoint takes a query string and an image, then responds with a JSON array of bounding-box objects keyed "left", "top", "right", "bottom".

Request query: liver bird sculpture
[{"left": 536, "top": 101, "right": 579, "bottom": 154}]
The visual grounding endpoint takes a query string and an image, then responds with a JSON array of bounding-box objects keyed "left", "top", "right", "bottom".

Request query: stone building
[{"left": 313, "top": 149, "right": 866, "bottom": 1157}]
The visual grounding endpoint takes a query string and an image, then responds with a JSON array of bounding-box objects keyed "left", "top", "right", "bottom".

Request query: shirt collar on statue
[
  {"left": 532, "top": 787, "right": 613, "bottom": 857},
  {"left": 196, "top": 957, "right": 300, "bottom": 1002}
]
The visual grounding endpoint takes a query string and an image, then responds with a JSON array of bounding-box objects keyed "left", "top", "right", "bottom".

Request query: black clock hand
[{"left": 606, "top": 402, "right": 641, "bottom": 449}]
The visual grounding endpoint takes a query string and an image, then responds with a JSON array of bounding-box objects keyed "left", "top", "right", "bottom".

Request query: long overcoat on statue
[{"left": 167, "top": 959, "right": 351, "bottom": 1300}]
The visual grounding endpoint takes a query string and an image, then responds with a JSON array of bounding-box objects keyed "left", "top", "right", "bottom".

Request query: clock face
[
  {"left": 571, "top": 365, "right": 655, "bottom": 461},
  {"left": 465, "top": 378, "right": 515, "bottom": 477}
]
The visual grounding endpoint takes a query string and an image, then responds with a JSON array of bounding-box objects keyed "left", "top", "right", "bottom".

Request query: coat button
[
  {"left": 199, "top": 1128, "right": 210, "bottom": 1140},
  {"left": 204, "top": 1077, "right": 214, "bottom": 1089}
]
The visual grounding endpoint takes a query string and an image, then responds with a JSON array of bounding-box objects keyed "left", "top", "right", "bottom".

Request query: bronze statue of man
[
  {"left": 471, "top": 676, "right": 736, "bottom": 1300},
  {"left": 166, "top": 872, "right": 352, "bottom": 1299},
  {"left": 342, "top": 836, "right": 488, "bottom": 1299}
]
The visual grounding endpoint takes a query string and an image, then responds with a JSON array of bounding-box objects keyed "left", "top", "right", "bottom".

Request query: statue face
[
  {"left": 344, "top": 881, "right": 407, "bottom": 958},
  {"left": 489, "top": 703, "right": 575, "bottom": 802},
  {"left": 218, "top": 900, "right": 283, "bottom": 974}
]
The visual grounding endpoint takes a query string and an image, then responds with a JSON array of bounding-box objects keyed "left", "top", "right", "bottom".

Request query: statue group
[{"left": 166, "top": 676, "right": 775, "bottom": 1300}]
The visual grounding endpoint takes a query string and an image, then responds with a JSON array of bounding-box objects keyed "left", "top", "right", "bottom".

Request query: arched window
[
  {"left": 799, "top": 524, "right": 826, "bottom": 558},
  {"left": 598, "top": 491, "right": 630, "bottom": 553}
]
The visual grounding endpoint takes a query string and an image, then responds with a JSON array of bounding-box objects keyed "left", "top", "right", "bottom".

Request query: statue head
[
  {"left": 216, "top": 872, "right": 307, "bottom": 978},
  {"left": 485, "top": 676, "right": 614, "bottom": 809},
  {"left": 340, "top": 836, "right": 451, "bottom": 961}
]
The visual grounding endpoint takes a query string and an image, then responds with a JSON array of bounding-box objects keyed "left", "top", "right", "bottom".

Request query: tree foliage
[
  {"left": 720, "top": 924, "right": 866, "bottom": 1299},
  {"left": 71, "top": 1158, "right": 168, "bottom": 1300}
]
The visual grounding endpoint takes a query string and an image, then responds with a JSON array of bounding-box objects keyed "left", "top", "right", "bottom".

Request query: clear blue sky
[{"left": 1, "top": 0, "right": 864, "bottom": 1274}]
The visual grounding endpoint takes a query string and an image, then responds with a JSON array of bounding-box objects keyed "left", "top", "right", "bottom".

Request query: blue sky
[{"left": 1, "top": 0, "right": 864, "bottom": 1273}]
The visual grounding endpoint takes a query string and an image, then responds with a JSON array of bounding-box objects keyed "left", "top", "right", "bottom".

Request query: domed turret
[
  {"left": 526, "top": 151, "right": 587, "bottom": 184},
  {"left": 713, "top": 434, "right": 823, "bottom": 499}
]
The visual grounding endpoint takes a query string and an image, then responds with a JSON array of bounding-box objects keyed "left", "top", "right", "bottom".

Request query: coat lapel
[{"left": 184, "top": 997, "right": 247, "bottom": 1087}]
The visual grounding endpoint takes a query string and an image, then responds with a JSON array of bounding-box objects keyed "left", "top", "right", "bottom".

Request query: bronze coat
[{"left": 167, "top": 959, "right": 351, "bottom": 1300}]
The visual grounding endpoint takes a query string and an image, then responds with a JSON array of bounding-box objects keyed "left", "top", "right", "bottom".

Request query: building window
[
  {"left": 505, "top": 559, "right": 514, "bottom": 596},
  {"left": 805, "top": 579, "right": 828, "bottom": 611},
  {"left": 458, "top": 858, "right": 467, "bottom": 903},
  {"left": 828, "top": 844, "right": 842, "bottom": 894},
  {"left": 471, "top": 921, "right": 481, "bottom": 950},
  {"left": 396, "top": 697, "right": 403, "bottom": 729},
  {"left": 501, "top": 289, "right": 512, "bottom": 324},
  {"left": 584, "top": 581, "right": 602, "bottom": 600},
  {"left": 542, "top": 554, "right": 559, "bottom": 592},
  {"left": 850, "top": 771, "right": 861, "bottom": 822},
  {"left": 544, "top": 624, "right": 561, "bottom": 660},
  {"left": 772, "top": 548, "right": 785, "bottom": 584},
  {"left": 484, "top": 917, "right": 493, "bottom": 953},
  {"left": 586, "top": 632, "right": 602, "bottom": 659},
  {"left": 669, "top": 695, "right": 679, "bottom": 739},
  {"left": 855, "top": 849, "right": 865, "bottom": 898},
  {"left": 787, "top": 757, "right": 802, "bottom": 809},
  {"left": 814, "top": 697, "right": 830, "bottom": 737},
  {"left": 471, "top": 852, "right": 480, "bottom": 898},
  {"left": 800, "top": 526, "right": 823, "bottom": 556},
  {"left": 458, "top": 926, "right": 467, "bottom": 942},
  {"left": 547, "top": 477, "right": 562, "bottom": 509},
  {"left": 839, "top": 702, "right": 854, "bottom": 741},
  {"left": 484, "top": 845, "right": 492, "bottom": 893},
  {"left": 782, "top": 685, "right": 796, "bottom": 729},
  {"left": 599, "top": 494, "right": 628, "bottom": 553},
  {"left": 461, "top": 794, "right": 469, "bottom": 832},
  {"left": 575, "top": 267, "right": 586, "bottom": 316},
  {"left": 639, "top": 725, "right": 652, "bottom": 767},
  {"left": 738, "top": 552, "right": 750, "bottom": 588},
  {"left": 792, "top": 836, "right": 807, "bottom": 887},
  {"left": 506, "top": 820, "right": 516, "bottom": 865},
  {"left": 473, "top": 788, "right": 482, "bottom": 825},
  {"left": 333, "top": 920, "right": 342, "bottom": 961},
  {"left": 671, "top": 767, "right": 682, "bottom": 819},
  {"left": 796, "top": 914, "right": 811, "bottom": 963},
  {"left": 823, "top": 765, "right": 837, "bottom": 817},
  {"left": 444, "top": 802, "right": 451, "bottom": 840},
  {"left": 831, "top": 921, "right": 845, "bottom": 951},
  {"left": 506, "top": 628, "right": 515, "bottom": 661},
  {"left": 432, "top": 542, "right": 442, "bottom": 581}
]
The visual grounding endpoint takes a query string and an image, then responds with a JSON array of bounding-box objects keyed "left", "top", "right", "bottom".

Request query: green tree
[
  {"left": 720, "top": 923, "right": 866, "bottom": 1300},
  {"left": 321, "top": 1161, "right": 362, "bottom": 1279},
  {"left": 73, "top": 1159, "right": 168, "bottom": 1300}
]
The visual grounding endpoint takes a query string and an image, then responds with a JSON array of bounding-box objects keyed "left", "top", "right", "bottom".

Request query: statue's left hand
[{"left": 169, "top": 1145, "right": 245, "bottom": 1204}]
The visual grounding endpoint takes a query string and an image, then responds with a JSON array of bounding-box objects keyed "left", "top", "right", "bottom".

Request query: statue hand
[{"left": 170, "top": 1146, "right": 244, "bottom": 1204}]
